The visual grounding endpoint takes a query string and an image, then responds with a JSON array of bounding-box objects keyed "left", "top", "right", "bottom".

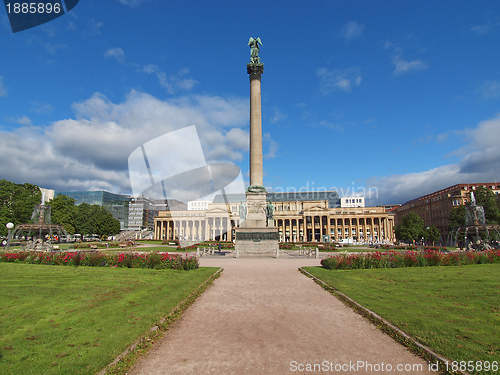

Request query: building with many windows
[
  {"left": 128, "top": 197, "right": 156, "bottom": 231},
  {"left": 395, "top": 183, "right": 500, "bottom": 239},
  {"left": 56, "top": 191, "right": 131, "bottom": 230},
  {"left": 154, "top": 191, "right": 395, "bottom": 244}
]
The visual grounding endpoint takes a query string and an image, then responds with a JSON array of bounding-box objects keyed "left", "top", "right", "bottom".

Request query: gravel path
[{"left": 128, "top": 257, "right": 434, "bottom": 375}]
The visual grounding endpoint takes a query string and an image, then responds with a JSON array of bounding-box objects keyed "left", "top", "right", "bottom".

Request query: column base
[{"left": 234, "top": 227, "right": 279, "bottom": 257}]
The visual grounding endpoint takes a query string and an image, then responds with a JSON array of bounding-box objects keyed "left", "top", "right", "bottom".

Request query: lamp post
[{"left": 6, "top": 222, "right": 14, "bottom": 251}]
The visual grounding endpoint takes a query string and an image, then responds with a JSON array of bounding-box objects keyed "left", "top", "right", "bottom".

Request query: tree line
[
  {"left": 0, "top": 180, "right": 120, "bottom": 238},
  {"left": 0, "top": 180, "right": 41, "bottom": 236},
  {"left": 49, "top": 194, "right": 121, "bottom": 237}
]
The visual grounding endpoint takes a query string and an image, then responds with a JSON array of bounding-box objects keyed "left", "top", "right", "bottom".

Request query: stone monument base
[{"left": 235, "top": 227, "right": 279, "bottom": 257}]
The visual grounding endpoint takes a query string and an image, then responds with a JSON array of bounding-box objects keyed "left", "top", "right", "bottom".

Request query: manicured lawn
[
  {"left": 304, "top": 264, "right": 499, "bottom": 371},
  {"left": 101, "top": 246, "right": 178, "bottom": 254},
  {"left": 0, "top": 263, "right": 218, "bottom": 375}
]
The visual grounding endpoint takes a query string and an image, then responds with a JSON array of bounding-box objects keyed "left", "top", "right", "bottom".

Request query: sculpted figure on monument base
[
  {"left": 248, "top": 201, "right": 265, "bottom": 214},
  {"left": 239, "top": 202, "right": 247, "bottom": 220}
]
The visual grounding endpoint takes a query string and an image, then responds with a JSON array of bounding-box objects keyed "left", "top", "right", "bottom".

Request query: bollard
[
  {"left": 315, "top": 248, "right": 319, "bottom": 258},
  {"left": 276, "top": 247, "right": 279, "bottom": 258},
  {"left": 197, "top": 247, "right": 200, "bottom": 257}
]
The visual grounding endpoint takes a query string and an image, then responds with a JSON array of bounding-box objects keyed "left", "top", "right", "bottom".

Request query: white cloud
[
  {"left": 366, "top": 114, "right": 500, "bottom": 205},
  {"left": 14, "top": 116, "right": 32, "bottom": 126},
  {"left": 317, "top": 67, "right": 362, "bottom": 93},
  {"left": 88, "top": 20, "right": 103, "bottom": 36},
  {"left": 312, "top": 120, "right": 344, "bottom": 134},
  {"left": 104, "top": 47, "right": 126, "bottom": 63},
  {"left": 0, "top": 76, "right": 7, "bottom": 97},
  {"left": 0, "top": 90, "right": 248, "bottom": 194},
  {"left": 263, "top": 132, "right": 278, "bottom": 159},
  {"left": 476, "top": 80, "right": 500, "bottom": 99},
  {"left": 117, "top": 0, "right": 147, "bottom": 7},
  {"left": 470, "top": 21, "right": 500, "bottom": 35},
  {"left": 269, "top": 107, "right": 286, "bottom": 125},
  {"left": 340, "top": 21, "right": 365, "bottom": 41},
  {"left": 392, "top": 53, "right": 428, "bottom": 75},
  {"left": 30, "top": 101, "right": 54, "bottom": 114},
  {"left": 143, "top": 65, "right": 198, "bottom": 94},
  {"left": 45, "top": 43, "right": 66, "bottom": 55}
]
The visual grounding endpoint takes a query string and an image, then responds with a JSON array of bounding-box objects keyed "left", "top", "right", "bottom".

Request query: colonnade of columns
[
  {"left": 276, "top": 214, "right": 395, "bottom": 243},
  {"left": 154, "top": 217, "right": 239, "bottom": 242},
  {"left": 154, "top": 214, "right": 394, "bottom": 243}
]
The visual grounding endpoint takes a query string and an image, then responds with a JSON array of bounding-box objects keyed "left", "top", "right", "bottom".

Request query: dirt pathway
[{"left": 128, "top": 257, "right": 435, "bottom": 374}]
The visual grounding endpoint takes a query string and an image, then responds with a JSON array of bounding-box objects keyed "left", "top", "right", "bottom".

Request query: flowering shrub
[
  {"left": 176, "top": 244, "right": 198, "bottom": 251},
  {"left": 0, "top": 251, "right": 199, "bottom": 270},
  {"left": 321, "top": 249, "right": 500, "bottom": 270}
]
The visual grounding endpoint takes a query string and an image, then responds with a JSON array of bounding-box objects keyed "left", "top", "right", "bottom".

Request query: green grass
[
  {"left": 100, "top": 246, "right": 178, "bottom": 254},
  {"left": 134, "top": 240, "right": 164, "bottom": 245},
  {"left": 304, "top": 264, "right": 499, "bottom": 371},
  {"left": 0, "top": 263, "right": 218, "bottom": 375}
]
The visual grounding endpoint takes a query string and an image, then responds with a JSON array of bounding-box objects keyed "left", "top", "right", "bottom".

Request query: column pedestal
[{"left": 235, "top": 191, "right": 278, "bottom": 257}]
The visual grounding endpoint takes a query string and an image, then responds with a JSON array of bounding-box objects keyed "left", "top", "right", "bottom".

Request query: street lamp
[{"left": 6, "top": 222, "right": 14, "bottom": 251}]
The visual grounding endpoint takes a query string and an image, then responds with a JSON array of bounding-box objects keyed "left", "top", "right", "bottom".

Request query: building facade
[
  {"left": 56, "top": 190, "right": 131, "bottom": 230},
  {"left": 154, "top": 192, "right": 395, "bottom": 243},
  {"left": 395, "top": 183, "right": 500, "bottom": 239},
  {"left": 128, "top": 197, "right": 156, "bottom": 231}
]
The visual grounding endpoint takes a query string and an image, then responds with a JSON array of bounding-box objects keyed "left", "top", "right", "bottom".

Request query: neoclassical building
[{"left": 154, "top": 192, "right": 395, "bottom": 243}]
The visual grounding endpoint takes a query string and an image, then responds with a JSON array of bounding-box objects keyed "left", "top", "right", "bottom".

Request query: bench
[
  {"left": 90, "top": 245, "right": 98, "bottom": 250},
  {"left": 119, "top": 243, "right": 128, "bottom": 248}
]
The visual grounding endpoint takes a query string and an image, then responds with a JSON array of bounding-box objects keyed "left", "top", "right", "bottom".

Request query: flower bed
[
  {"left": 320, "top": 249, "right": 500, "bottom": 270},
  {"left": 0, "top": 251, "right": 199, "bottom": 270}
]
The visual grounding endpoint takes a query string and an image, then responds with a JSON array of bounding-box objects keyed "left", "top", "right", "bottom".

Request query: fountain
[
  {"left": 448, "top": 192, "right": 500, "bottom": 250},
  {"left": 11, "top": 190, "right": 68, "bottom": 251}
]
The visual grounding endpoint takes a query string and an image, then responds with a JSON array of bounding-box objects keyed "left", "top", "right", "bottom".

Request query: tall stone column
[
  {"left": 234, "top": 38, "right": 279, "bottom": 256},
  {"left": 248, "top": 64, "right": 264, "bottom": 188},
  {"left": 242, "top": 62, "right": 267, "bottom": 229}
]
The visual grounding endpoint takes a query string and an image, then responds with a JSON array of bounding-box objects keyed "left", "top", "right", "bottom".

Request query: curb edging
[
  {"left": 299, "top": 267, "right": 468, "bottom": 375},
  {"left": 98, "top": 267, "right": 223, "bottom": 375}
]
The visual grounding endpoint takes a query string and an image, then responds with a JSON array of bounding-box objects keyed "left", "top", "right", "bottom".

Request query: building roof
[
  {"left": 212, "top": 191, "right": 341, "bottom": 207},
  {"left": 400, "top": 182, "right": 500, "bottom": 207}
]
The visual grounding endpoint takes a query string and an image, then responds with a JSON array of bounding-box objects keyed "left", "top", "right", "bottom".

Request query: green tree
[
  {"left": 424, "top": 225, "right": 441, "bottom": 244},
  {"left": 75, "top": 203, "right": 94, "bottom": 235},
  {"left": 48, "top": 195, "right": 77, "bottom": 234},
  {"left": 474, "top": 187, "right": 500, "bottom": 224},
  {"left": 395, "top": 212, "right": 425, "bottom": 243},
  {"left": 448, "top": 205, "right": 466, "bottom": 229},
  {"left": 74, "top": 203, "right": 120, "bottom": 237},
  {"left": 92, "top": 205, "right": 121, "bottom": 237},
  {"left": 0, "top": 180, "right": 41, "bottom": 236}
]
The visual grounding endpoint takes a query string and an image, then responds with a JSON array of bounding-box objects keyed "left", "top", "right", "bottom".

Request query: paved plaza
[{"left": 128, "top": 257, "right": 434, "bottom": 375}]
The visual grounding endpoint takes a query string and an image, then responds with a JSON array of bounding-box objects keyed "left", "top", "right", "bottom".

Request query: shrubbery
[
  {"left": 0, "top": 251, "right": 199, "bottom": 270},
  {"left": 320, "top": 249, "right": 500, "bottom": 270}
]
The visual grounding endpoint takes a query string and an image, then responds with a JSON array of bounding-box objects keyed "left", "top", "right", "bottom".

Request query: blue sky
[{"left": 1, "top": 0, "right": 500, "bottom": 205}]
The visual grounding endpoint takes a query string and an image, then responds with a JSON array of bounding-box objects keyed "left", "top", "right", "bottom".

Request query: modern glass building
[
  {"left": 56, "top": 191, "right": 131, "bottom": 230},
  {"left": 212, "top": 191, "right": 341, "bottom": 208}
]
